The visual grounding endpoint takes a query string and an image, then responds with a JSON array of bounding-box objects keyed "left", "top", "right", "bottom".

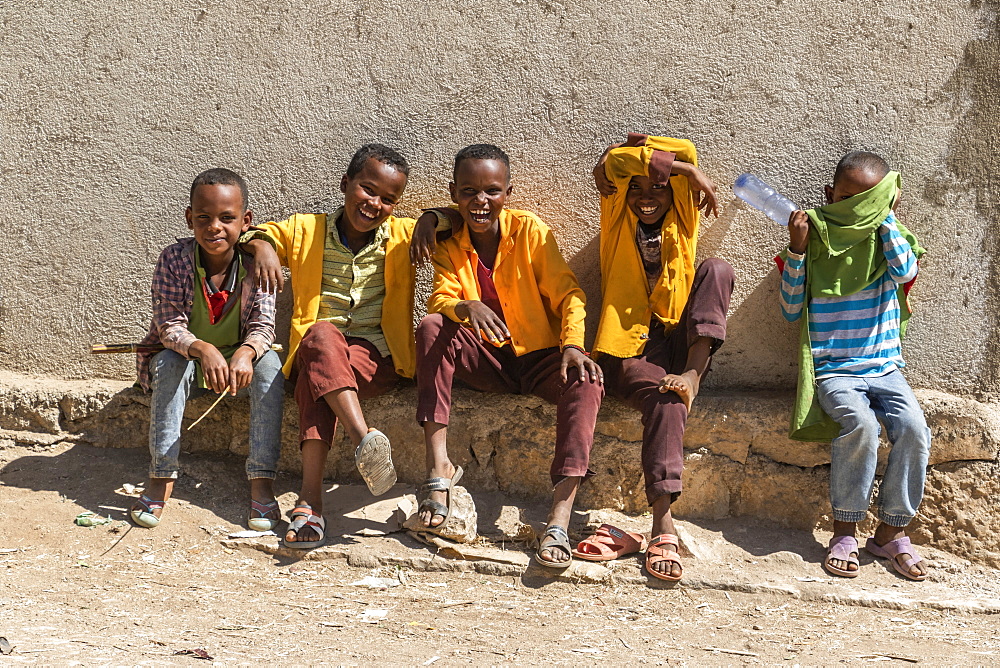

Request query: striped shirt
[
  {"left": 317, "top": 207, "right": 390, "bottom": 357},
  {"left": 780, "top": 213, "right": 918, "bottom": 378}
]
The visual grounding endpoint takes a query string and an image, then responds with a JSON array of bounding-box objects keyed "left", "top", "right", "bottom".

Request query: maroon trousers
[
  {"left": 600, "top": 258, "right": 735, "bottom": 505},
  {"left": 415, "top": 313, "right": 604, "bottom": 484},
  {"left": 293, "top": 322, "right": 399, "bottom": 446}
]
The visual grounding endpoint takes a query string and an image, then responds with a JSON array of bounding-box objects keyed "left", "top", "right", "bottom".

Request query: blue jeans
[
  {"left": 148, "top": 349, "right": 284, "bottom": 480},
  {"left": 815, "top": 369, "right": 931, "bottom": 526}
]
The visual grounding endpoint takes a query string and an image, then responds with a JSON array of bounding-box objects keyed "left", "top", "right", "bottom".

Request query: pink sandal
[
  {"left": 865, "top": 536, "right": 927, "bottom": 581},
  {"left": 823, "top": 535, "right": 860, "bottom": 578}
]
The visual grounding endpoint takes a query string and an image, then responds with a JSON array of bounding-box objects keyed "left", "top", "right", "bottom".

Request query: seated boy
[
  {"left": 414, "top": 144, "right": 604, "bottom": 568},
  {"left": 582, "top": 134, "right": 733, "bottom": 581},
  {"left": 779, "top": 151, "right": 930, "bottom": 581},
  {"left": 244, "top": 144, "right": 449, "bottom": 549},
  {"left": 132, "top": 168, "right": 284, "bottom": 530}
]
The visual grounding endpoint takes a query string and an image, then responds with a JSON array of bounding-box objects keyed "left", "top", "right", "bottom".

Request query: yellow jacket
[
  {"left": 593, "top": 135, "right": 700, "bottom": 359},
  {"left": 256, "top": 213, "right": 419, "bottom": 379},
  {"left": 429, "top": 209, "right": 587, "bottom": 355}
]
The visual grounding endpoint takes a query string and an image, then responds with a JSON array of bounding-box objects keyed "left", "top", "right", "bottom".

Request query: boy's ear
[
  {"left": 185, "top": 206, "right": 194, "bottom": 229},
  {"left": 241, "top": 210, "right": 254, "bottom": 232},
  {"left": 340, "top": 174, "right": 349, "bottom": 194},
  {"left": 505, "top": 183, "right": 513, "bottom": 197},
  {"left": 824, "top": 185, "right": 834, "bottom": 204},
  {"left": 448, "top": 181, "right": 458, "bottom": 204}
]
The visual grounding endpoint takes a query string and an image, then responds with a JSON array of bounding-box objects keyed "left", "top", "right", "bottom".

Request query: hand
[
  {"left": 671, "top": 162, "right": 718, "bottom": 217},
  {"left": 245, "top": 239, "right": 284, "bottom": 293},
  {"left": 592, "top": 143, "right": 623, "bottom": 197},
  {"left": 410, "top": 211, "right": 439, "bottom": 267},
  {"left": 788, "top": 210, "right": 810, "bottom": 254},
  {"left": 455, "top": 300, "right": 510, "bottom": 345},
  {"left": 190, "top": 341, "right": 230, "bottom": 394},
  {"left": 228, "top": 346, "right": 256, "bottom": 395},
  {"left": 560, "top": 347, "right": 603, "bottom": 385}
]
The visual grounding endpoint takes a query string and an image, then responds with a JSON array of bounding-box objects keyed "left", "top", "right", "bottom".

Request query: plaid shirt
[{"left": 136, "top": 238, "right": 276, "bottom": 392}]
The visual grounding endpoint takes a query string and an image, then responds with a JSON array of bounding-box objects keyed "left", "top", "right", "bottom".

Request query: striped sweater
[{"left": 780, "top": 212, "right": 918, "bottom": 378}]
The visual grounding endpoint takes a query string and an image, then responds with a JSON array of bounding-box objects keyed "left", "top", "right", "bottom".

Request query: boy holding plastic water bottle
[
  {"left": 778, "top": 151, "right": 930, "bottom": 581},
  {"left": 588, "top": 134, "right": 734, "bottom": 581}
]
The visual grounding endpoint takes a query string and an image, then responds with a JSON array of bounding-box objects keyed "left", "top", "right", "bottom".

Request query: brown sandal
[{"left": 646, "top": 533, "right": 683, "bottom": 581}]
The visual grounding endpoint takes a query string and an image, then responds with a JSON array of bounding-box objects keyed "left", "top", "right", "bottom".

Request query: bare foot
[
  {"left": 658, "top": 369, "right": 700, "bottom": 411},
  {"left": 418, "top": 463, "right": 457, "bottom": 529},
  {"left": 873, "top": 524, "right": 927, "bottom": 579}
]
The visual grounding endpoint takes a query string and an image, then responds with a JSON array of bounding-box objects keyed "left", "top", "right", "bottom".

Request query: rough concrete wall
[{"left": 0, "top": 1, "right": 995, "bottom": 396}]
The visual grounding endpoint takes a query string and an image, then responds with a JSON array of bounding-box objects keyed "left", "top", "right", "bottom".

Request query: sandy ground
[{"left": 2, "top": 439, "right": 1000, "bottom": 665}]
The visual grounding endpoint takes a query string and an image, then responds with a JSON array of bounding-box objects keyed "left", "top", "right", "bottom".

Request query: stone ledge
[{"left": 1, "top": 370, "right": 999, "bottom": 564}]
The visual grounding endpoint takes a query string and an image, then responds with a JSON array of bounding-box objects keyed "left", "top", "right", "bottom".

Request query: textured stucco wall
[{"left": 0, "top": 1, "right": 997, "bottom": 396}]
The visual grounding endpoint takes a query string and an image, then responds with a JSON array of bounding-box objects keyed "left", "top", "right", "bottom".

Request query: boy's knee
[
  {"left": 253, "top": 349, "right": 283, "bottom": 376},
  {"left": 697, "top": 257, "right": 735, "bottom": 284},
  {"left": 416, "top": 313, "right": 449, "bottom": 345},
  {"left": 838, "top": 410, "right": 881, "bottom": 441}
]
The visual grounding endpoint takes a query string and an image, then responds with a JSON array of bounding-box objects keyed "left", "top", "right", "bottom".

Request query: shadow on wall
[
  {"left": 939, "top": 2, "right": 1000, "bottom": 391},
  {"left": 710, "top": 268, "right": 799, "bottom": 391}
]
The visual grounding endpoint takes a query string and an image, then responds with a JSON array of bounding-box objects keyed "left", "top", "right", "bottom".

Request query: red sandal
[
  {"left": 571, "top": 523, "right": 647, "bottom": 562},
  {"left": 646, "top": 533, "right": 683, "bottom": 581}
]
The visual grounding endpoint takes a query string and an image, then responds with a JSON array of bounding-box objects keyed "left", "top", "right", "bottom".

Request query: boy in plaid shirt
[{"left": 131, "top": 168, "right": 284, "bottom": 530}]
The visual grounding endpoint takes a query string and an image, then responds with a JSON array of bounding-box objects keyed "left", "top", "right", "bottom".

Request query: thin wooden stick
[{"left": 186, "top": 386, "right": 231, "bottom": 430}]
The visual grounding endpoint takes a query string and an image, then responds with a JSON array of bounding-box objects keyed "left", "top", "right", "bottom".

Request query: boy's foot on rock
[
  {"left": 417, "top": 463, "right": 460, "bottom": 529},
  {"left": 284, "top": 500, "right": 323, "bottom": 545},
  {"left": 535, "top": 525, "right": 572, "bottom": 567},
  {"left": 659, "top": 369, "right": 700, "bottom": 411}
]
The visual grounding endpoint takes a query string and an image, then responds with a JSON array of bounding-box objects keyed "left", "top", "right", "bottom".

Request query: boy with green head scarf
[{"left": 778, "top": 151, "right": 931, "bottom": 582}]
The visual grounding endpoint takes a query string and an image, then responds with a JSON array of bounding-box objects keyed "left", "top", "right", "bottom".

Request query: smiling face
[
  {"left": 185, "top": 183, "right": 252, "bottom": 262},
  {"left": 625, "top": 175, "right": 674, "bottom": 226},
  {"left": 339, "top": 158, "right": 408, "bottom": 239},
  {"left": 826, "top": 168, "right": 884, "bottom": 204},
  {"left": 449, "top": 158, "right": 512, "bottom": 237}
]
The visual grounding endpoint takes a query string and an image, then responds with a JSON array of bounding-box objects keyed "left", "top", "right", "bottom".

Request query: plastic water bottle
[{"left": 733, "top": 173, "right": 798, "bottom": 226}]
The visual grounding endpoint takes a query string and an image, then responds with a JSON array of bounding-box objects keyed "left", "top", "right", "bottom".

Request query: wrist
[{"left": 562, "top": 344, "right": 588, "bottom": 356}]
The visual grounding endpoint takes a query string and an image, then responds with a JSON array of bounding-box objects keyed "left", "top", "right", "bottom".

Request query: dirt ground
[{"left": 2, "top": 439, "right": 1000, "bottom": 666}]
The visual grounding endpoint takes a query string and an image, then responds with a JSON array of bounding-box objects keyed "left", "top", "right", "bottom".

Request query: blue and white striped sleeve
[
  {"left": 879, "top": 213, "right": 918, "bottom": 284},
  {"left": 780, "top": 250, "right": 807, "bottom": 322}
]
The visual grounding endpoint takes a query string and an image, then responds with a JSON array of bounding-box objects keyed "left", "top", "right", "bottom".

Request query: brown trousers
[
  {"left": 293, "top": 322, "right": 399, "bottom": 446},
  {"left": 415, "top": 313, "right": 604, "bottom": 484},
  {"left": 600, "top": 258, "right": 735, "bottom": 505}
]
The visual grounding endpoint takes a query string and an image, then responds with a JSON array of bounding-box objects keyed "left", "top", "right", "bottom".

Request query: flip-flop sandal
[
  {"left": 646, "top": 533, "right": 683, "bottom": 582},
  {"left": 248, "top": 499, "right": 281, "bottom": 532},
  {"left": 281, "top": 504, "right": 327, "bottom": 550},
  {"left": 355, "top": 429, "right": 397, "bottom": 496},
  {"left": 823, "top": 535, "right": 860, "bottom": 578},
  {"left": 130, "top": 494, "right": 165, "bottom": 528},
  {"left": 417, "top": 466, "right": 464, "bottom": 530},
  {"left": 572, "top": 523, "right": 647, "bottom": 562},
  {"left": 535, "top": 525, "right": 573, "bottom": 569},
  {"left": 864, "top": 536, "right": 928, "bottom": 582}
]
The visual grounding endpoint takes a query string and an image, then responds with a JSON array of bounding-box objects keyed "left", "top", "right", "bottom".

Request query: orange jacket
[
  {"left": 255, "top": 213, "right": 418, "bottom": 378},
  {"left": 593, "top": 135, "right": 700, "bottom": 358},
  {"left": 429, "top": 208, "right": 587, "bottom": 354}
]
